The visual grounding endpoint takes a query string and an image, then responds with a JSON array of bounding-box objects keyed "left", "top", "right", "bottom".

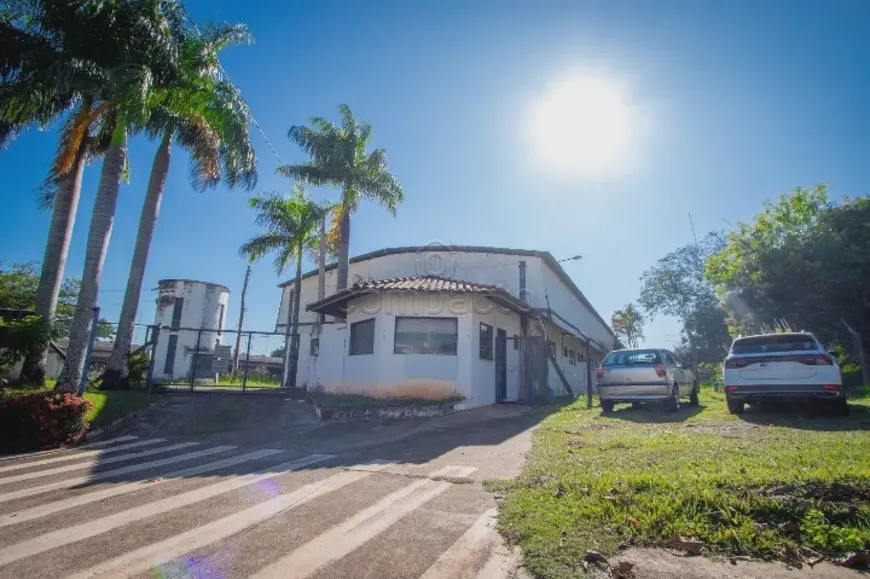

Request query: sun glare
[{"left": 528, "top": 76, "right": 633, "bottom": 177}]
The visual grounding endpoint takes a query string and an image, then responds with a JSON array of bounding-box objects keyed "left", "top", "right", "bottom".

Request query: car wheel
[
  {"left": 833, "top": 397, "right": 850, "bottom": 417},
  {"left": 601, "top": 400, "right": 614, "bottom": 413},
  {"left": 689, "top": 382, "right": 700, "bottom": 406},
  {"left": 726, "top": 396, "right": 745, "bottom": 415},
  {"left": 665, "top": 385, "right": 680, "bottom": 413}
]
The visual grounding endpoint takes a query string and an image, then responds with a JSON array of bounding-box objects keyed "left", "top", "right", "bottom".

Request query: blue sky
[{"left": 2, "top": 0, "right": 870, "bottom": 347}]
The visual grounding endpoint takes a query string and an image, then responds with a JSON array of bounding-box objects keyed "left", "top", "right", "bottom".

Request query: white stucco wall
[
  {"left": 152, "top": 280, "right": 229, "bottom": 381},
  {"left": 279, "top": 247, "right": 613, "bottom": 404},
  {"left": 278, "top": 248, "right": 612, "bottom": 347},
  {"left": 302, "top": 293, "right": 522, "bottom": 408}
]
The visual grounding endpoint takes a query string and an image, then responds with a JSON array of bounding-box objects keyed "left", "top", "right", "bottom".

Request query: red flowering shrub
[{"left": 0, "top": 393, "right": 93, "bottom": 452}]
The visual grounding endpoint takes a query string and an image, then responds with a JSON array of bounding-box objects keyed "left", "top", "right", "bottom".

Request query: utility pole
[
  {"left": 232, "top": 265, "right": 251, "bottom": 374},
  {"left": 688, "top": 213, "right": 700, "bottom": 374}
]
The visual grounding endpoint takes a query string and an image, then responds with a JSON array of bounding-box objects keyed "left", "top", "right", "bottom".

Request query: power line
[{"left": 177, "top": 5, "right": 283, "bottom": 165}]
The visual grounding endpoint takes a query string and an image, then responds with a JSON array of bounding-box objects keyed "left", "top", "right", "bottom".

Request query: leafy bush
[
  {"left": 0, "top": 392, "right": 93, "bottom": 451},
  {"left": 801, "top": 509, "right": 865, "bottom": 553},
  {"left": 0, "top": 315, "right": 51, "bottom": 375},
  {"left": 127, "top": 351, "right": 149, "bottom": 386}
]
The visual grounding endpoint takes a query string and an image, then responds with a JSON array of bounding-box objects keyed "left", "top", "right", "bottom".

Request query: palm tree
[
  {"left": 611, "top": 304, "right": 645, "bottom": 349},
  {"left": 239, "top": 186, "right": 327, "bottom": 388},
  {"left": 54, "top": 0, "right": 189, "bottom": 391},
  {"left": 2, "top": 2, "right": 117, "bottom": 384},
  {"left": 101, "top": 25, "right": 257, "bottom": 389},
  {"left": 278, "top": 104, "right": 403, "bottom": 290}
]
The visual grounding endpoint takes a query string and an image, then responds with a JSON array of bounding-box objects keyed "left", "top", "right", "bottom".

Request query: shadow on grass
[
  {"left": 738, "top": 399, "right": 870, "bottom": 431},
  {"left": 599, "top": 402, "right": 706, "bottom": 423}
]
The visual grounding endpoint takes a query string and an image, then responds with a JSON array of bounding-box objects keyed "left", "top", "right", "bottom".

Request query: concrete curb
[{"left": 313, "top": 401, "right": 466, "bottom": 422}]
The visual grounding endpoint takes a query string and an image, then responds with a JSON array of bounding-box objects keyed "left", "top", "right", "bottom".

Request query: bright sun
[{"left": 528, "top": 76, "right": 633, "bottom": 177}]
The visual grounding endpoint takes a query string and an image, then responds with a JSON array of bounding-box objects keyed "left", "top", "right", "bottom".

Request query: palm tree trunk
[
  {"left": 287, "top": 249, "right": 303, "bottom": 389},
  {"left": 336, "top": 208, "right": 351, "bottom": 290},
  {"left": 103, "top": 131, "right": 171, "bottom": 390},
  {"left": 19, "top": 147, "right": 87, "bottom": 385},
  {"left": 55, "top": 118, "right": 127, "bottom": 392}
]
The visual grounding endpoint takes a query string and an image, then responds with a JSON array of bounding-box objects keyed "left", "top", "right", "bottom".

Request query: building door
[{"left": 495, "top": 329, "right": 507, "bottom": 402}]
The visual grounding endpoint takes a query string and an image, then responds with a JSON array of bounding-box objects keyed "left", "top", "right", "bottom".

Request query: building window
[
  {"left": 479, "top": 322, "right": 494, "bottom": 360},
  {"left": 563, "top": 346, "right": 568, "bottom": 357},
  {"left": 569, "top": 349, "right": 577, "bottom": 365},
  {"left": 513, "top": 334, "right": 519, "bottom": 351},
  {"left": 394, "top": 317, "right": 458, "bottom": 355},
  {"left": 349, "top": 318, "right": 375, "bottom": 355},
  {"left": 310, "top": 337, "right": 320, "bottom": 357},
  {"left": 547, "top": 341, "right": 556, "bottom": 358},
  {"left": 164, "top": 335, "right": 178, "bottom": 374},
  {"left": 171, "top": 298, "right": 184, "bottom": 329},
  {"left": 218, "top": 304, "right": 225, "bottom": 332}
]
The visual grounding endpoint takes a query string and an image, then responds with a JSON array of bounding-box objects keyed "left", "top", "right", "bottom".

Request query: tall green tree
[
  {"left": 706, "top": 185, "right": 870, "bottom": 381},
  {"left": 279, "top": 104, "right": 403, "bottom": 290},
  {"left": 102, "top": 24, "right": 257, "bottom": 389},
  {"left": 239, "top": 186, "right": 327, "bottom": 388},
  {"left": 640, "top": 232, "right": 731, "bottom": 367},
  {"left": 0, "top": 262, "right": 114, "bottom": 339},
  {"left": 2, "top": 1, "right": 120, "bottom": 384},
  {"left": 610, "top": 304, "right": 645, "bottom": 349},
  {"left": 54, "top": 0, "right": 189, "bottom": 391}
]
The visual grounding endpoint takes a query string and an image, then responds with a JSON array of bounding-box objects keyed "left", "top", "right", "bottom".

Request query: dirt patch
[
  {"left": 596, "top": 547, "right": 868, "bottom": 578},
  {"left": 760, "top": 481, "right": 870, "bottom": 504},
  {"left": 682, "top": 421, "right": 758, "bottom": 435}
]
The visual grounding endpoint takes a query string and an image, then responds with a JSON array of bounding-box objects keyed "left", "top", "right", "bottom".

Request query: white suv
[{"left": 723, "top": 332, "right": 847, "bottom": 415}]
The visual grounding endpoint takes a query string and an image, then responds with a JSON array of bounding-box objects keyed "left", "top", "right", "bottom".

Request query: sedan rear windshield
[
  {"left": 604, "top": 349, "right": 662, "bottom": 366},
  {"left": 731, "top": 335, "right": 819, "bottom": 355}
]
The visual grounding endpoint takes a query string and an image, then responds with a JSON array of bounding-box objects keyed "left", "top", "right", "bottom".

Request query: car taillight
[
  {"left": 596, "top": 366, "right": 604, "bottom": 379},
  {"left": 812, "top": 354, "right": 833, "bottom": 365},
  {"left": 823, "top": 384, "right": 838, "bottom": 391},
  {"left": 654, "top": 363, "right": 667, "bottom": 377},
  {"left": 724, "top": 357, "right": 748, "bottom": 369}
]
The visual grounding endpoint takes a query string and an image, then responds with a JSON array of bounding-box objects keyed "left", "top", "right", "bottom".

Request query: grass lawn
[
  {"left": 83, "top": 390, "right": 154, "bottom": 428},
  {"left": 492, "top": 387, "right": 870, "bottom": 578}
]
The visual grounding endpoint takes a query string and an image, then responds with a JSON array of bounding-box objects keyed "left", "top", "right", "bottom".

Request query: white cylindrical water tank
[{"left": 152, "top": 279, "right": 230, "bottom": 382}]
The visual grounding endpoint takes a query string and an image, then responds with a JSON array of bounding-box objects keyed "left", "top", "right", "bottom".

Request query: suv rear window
[
  {"left": 731, "top": 334, "right": 818, "bottom": 355},
  {"left": 603, "top": 349, "right": 662, "bottom": 366}
]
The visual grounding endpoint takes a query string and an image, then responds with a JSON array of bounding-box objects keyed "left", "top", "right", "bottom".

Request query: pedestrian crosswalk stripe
[
  {"left": 76, "top": 435, "right": 140, "bottom": 449},
  {"left": 252, "top": 478, "right": 453, "bottom": 578},
  {"left": 350, "top": 460, "right": 398, "bottom": 472},
  {"left": 0, "top": 442, "right": 201, "bottom": 486},
  {"left": 0, "top": 439, "right": 166, "bottom": 474},
  {"left": 446, "top": 466, "right": 477, "bottom": 478},
  {"left": 64, "top": 461, "right": 392, "bottom": 579},
  {"left": 0, "top": 436, "right": 140, "bottom": 464},
  {"left": 429, "top": 466, "right": 460, "bottom": 477},
  {"left": 418, "top": 508, "right": 499, "bottom": 579},
  {"left": 0, "top": 449, "right": 283, "bottom": 529},
  {"left": 0, "top": 453, "right": 333, "bottom": 566},
  {"left": 0, "top": 445, "right": 236, "bottom": 504},
  {"left": 473, "top": 543, "right": 521, "bottom": 578}
]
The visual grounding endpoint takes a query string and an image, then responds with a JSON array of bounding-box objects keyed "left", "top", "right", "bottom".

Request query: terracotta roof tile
[
  {"left": 307, "top": 276, "right": 530, "bottom": 316},
  {"left": 348, "top": 276, "right": 506, "bottom": 294}
]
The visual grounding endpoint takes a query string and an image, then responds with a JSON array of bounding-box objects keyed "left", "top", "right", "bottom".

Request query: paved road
[{"left": 0, "top": 406, "right": 535, "bottom": 579}]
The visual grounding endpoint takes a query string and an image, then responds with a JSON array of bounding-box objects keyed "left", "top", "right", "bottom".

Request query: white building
[
  {"left": 276, "top": 246, "right": 614, "bottom": 408},
  {"left": 152, "top": 279, "right": 229, "bottom": 382}
]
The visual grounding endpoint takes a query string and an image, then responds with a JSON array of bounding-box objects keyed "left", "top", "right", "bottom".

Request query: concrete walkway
[{"left": 0, "top": 401, "right": 539, "bottom": 578}]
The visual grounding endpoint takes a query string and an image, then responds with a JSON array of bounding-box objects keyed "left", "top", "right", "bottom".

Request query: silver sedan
[{"left": 596, "top": 348, "right": 699, "bottom": 412}]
